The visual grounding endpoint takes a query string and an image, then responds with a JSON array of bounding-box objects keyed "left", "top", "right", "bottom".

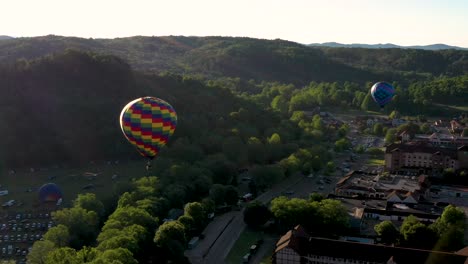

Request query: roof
[
  {"left": 459, "top": 145, "right": 468, "bottom": 151},
  {"left": 385, "top": 142, "right": 457, "bottom": 158},
  {"left": 364, "top": 207, "right": 440, "bottom": 219},
  {"left": 274, "top": 228, "right": 467, "bottom": 264},
  {"left": 456, "top": 246, "right": 468, "bottom": 257}
]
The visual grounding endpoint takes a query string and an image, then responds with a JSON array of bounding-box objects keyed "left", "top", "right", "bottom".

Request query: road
[{"left": 185, "top": 173, "right": 304, "bottom": 264}]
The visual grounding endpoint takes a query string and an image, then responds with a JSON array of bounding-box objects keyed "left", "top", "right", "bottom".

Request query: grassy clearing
[
  {"left": 225, "top": 228, "right": 264, "bottom": 264},
  {"left": 367, "top": 159, "right": 385, "bottom": 166},
  {"left": 0, "top": 160, "right": 147, "bottom": 214},
  {"left": 259, "top": 241, "right": 276, "bottom": 264}
]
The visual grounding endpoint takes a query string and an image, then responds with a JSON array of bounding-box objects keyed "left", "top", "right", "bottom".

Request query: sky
[{"left": 1, "top": 0, "right": 468, "bottom": 47}]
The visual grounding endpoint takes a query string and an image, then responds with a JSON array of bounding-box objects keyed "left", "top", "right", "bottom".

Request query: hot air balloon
[
  {"left": 370, "top": 82, "right": 395, "bottom": 109},
  {"left": 119, "top": 96, "right": 177, "bottom": 169},
  {"left": 38, "top": 183, "right": 63, "bottom": 203}
]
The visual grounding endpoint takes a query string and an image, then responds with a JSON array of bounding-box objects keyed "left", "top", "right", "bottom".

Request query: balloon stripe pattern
[
  {"left": 371, "top": 82, "right": 395, "bottom": 108},
  {"left": 120, "top": 97, "right": 177, "bottom": 159}
]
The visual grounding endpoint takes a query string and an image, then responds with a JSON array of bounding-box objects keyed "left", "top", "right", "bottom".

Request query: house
[{"left": 273, "top": 225, "right": 468, "bottom": 264}]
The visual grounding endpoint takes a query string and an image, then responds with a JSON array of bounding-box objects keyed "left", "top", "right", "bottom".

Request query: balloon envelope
[
  {"left": 371, "top": 82, "right": 395, "bottom": 108},
  {"left": 38, "top": 183, "right": 63, "bottom": 203},
  {"left": 119, "top": 96, "right": 177, "bottom": 159}
]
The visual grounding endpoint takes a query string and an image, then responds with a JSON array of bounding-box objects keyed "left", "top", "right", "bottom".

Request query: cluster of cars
[{"left": 0, "top": 212, "right": 54, "bottom": 262}]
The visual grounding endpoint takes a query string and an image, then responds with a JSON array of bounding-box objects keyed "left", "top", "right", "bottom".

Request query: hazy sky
[{"left": 2, "top": 0, "right": 468, "bottom": 47}]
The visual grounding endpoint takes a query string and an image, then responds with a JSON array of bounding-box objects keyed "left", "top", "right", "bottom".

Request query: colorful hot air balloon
[
  {"left": 38, "top": 183, "right": 63, "bottom": 203},
  {"left": 119, "top": 97, "right": 177, "bottom": 163},
  {"left": 371, "top": 82, "right": 395, "bottom": 108}
]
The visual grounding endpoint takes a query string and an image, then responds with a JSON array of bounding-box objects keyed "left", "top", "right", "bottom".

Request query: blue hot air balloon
[
  {"left": 370, "top": 82, "right": 395, "bottom": 108},
  {"left": 38, "top": 183, "right": 63, "bottom": 203}
]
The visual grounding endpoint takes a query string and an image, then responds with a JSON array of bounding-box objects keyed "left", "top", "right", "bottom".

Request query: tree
[
  {"left": 178, "top": 215, "right": 195, "bottom": 235},
  {"left": 243, "top": 201, "right": 271, "bottom": 228},
  {"left": 209, "top": 184, "right": 226, "bottom": 205},
  {"left": 73, "top": 193, "right": 105, "bottom": 218},
  {"left": 400, "top": 215, "right": 438, "bottom": 249},
  {"left": 250, "top": 165, "right": 284, "bottom": 191},
  {"left": 247, "top": 137, "right": 267, "bottom": 164},
  {"left": 222, "top": 136, "right": 247, "bottom": 165},
  {"left": 224, "top": 185, "right": 239, "bottom": 206},
  {"left": 268, "top": 133, "right": 281, "bottom": 144},
  {"left": 389, "top": 110, "right": 400, "bottom": 119},
  {"left": 374, "top": 221, "right": 399, "bottom": 245},
  {"left": 184, "top": 202, "right": 207, "bottom": 231},
  {"left": 317, "top": 199, "right": 350, "bottom": 237},
  {"left": 154, "top": 221, "right": 186, "bottom": 248},
  {"left": 102, "top": 207, "right": 156, "bottom": 232},
  {"left": 27, "top": 240, "right": 56, "bottom": 264},
  {"left": 52, "top": 207, "right": 99, "bottom": 248},
  {"left": 93, "top": 248, "right": 138, "bottom": 264},
  {"left": 325, "top": 161, "right": 335, "bottom": 175},
  {"left": 420, "top": 123, "right": 431, "bottom": 134},
  {"left": 309, "top": 193, "right": 324, "bottom": 202},
  {"left": 76, "top": 246, "right": 99, "bottom": 263},
  {"left": 384, "top": 128, "right": 397, "bottom": 143},
  {"left": 373, "top": 123, "right": 383, "bottom": 136},
  {"left": 431, "top": 205, "right": 465, "bottom": 251},
  {"left": 354, "top": 145, "right": 365, "bottom": 154},
  {"left": 45, "top": 248, "right": 79, "bottom": 264},
  {"left": 43, "top": 224, "right": 71, "bottom": 247},
  {"left": 337, "top": 124, "right": 350, "bottom": 138},
  {"left": 334, "top": 138, "right": 350, "bottom": 152}
]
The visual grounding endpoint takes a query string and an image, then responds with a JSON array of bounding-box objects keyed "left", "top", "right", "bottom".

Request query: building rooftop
[
  {"left": 274, "top": 226, "right": 468, "bottom": 264},
  {"left": 336, "top": 171, "right": 423, "bottom": 194}
]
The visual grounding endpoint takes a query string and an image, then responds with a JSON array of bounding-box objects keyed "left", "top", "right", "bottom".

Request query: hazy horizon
[{"left": 1, "top": 0, "right": 468, "bottom": 47}]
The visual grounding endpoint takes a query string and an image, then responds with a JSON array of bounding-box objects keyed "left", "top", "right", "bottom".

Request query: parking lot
[{"left": 0, "top": 211, "right": 55, "bottom": 263}]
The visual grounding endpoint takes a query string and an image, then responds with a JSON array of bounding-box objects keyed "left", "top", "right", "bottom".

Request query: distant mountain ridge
[
  {"left": 0, "top": 35, "right": 13, "bottom": 40},
  {"left": 308, "top": 42, "right": 468, "bottom": 50}
]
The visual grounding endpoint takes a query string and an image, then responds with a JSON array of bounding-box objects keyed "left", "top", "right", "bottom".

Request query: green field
[
  {"left": 0, "top": 161, "right": 148, "bottom": 214},
  {"left": 226, "top": 228, "right": 264, "bottom": 264},
  {"left": 366, "top": 159, "right": 385, "bottom": 166}
]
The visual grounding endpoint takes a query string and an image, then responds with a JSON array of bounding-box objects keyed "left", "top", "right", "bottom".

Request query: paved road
[{"left": 185, "top": 173, "right": 304, "bottom": 264}]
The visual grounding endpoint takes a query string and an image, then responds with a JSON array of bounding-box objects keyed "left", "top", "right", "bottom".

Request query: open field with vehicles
[
  {"left": 0, "top": 161, "right": 147, "bottom": 263},
  {"left": 0, "top": 161, "right": 146, "bottom": 211}
]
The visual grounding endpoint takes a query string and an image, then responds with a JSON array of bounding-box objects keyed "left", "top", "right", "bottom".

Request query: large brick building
[
  {"left": 273, "top": 225, "right": 468, "bottom": 264},
  {"left": 384, "top": 143, "right": 468, "bottom": 175}
]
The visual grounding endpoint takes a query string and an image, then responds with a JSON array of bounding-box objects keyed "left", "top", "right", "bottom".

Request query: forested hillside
[{"left": 1, "top": 35, "right": 468, "bottom": 85}]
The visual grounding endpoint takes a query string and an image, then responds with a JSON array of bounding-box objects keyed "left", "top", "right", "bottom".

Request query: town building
[
  {"left": 273, "top": 225, "right": 468, "bottom": 264},
  {"left": 334, "top": 171, "right": 428, "bottom": 200},
  {"left": 384, "top": 143, "right": 468, "bottom": 175},
  {"left": 401, "top": 132, "right": 468, "bottom": 148}
]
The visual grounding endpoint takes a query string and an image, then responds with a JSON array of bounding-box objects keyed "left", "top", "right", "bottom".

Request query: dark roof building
[{"left": 274, "top": 225, "right": 468, "bottom": 264}]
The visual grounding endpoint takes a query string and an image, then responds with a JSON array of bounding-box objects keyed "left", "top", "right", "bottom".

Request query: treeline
[
  {"left": 374, "top": 205, "right": 466, "bottom": 252},
  {"left": 212, "top": 75, "right": 468, "bottom": 116},
  {"left": 2, "top": 36, "right": 468, "bottom": 86}
]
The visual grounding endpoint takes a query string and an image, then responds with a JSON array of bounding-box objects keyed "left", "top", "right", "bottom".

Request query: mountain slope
[
  {"left": 0, "top": 35, "right": 467, "bottom": 84},
  {"left": 0, "top": 35, "right": 380, "bottom": 85},
  {"left": 308, "top": 42, "right": 468, "bottom": 50}
]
